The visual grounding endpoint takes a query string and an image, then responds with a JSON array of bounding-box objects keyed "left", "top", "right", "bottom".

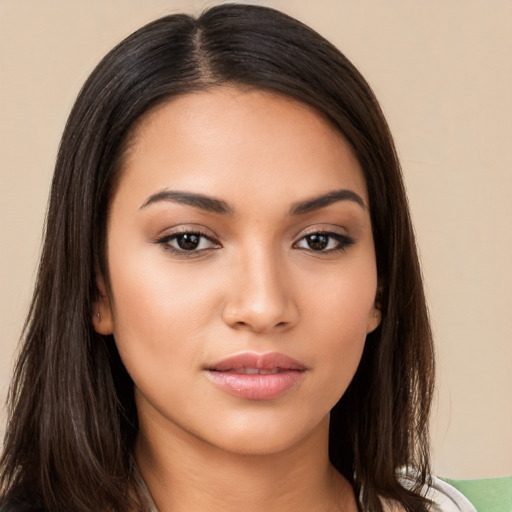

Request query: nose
[{"left": 221, "top": 247, "right": 299, "bottom": 334}]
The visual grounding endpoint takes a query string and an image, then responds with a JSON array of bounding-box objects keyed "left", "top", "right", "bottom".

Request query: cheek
[
  {"left": 106, "top": 249, "right": 223, "bottom": 378},
  {"left": 306, "top": 257, "right": 377, "bottom": 333},
  {"left": 110, "top": 243, "right": 220, "bottom": 322},
  {"left": 303, "top": 260, "right": 376, "bottom": 395},
  {"left": 314, "top": 316, "right": 367, "bottom": 397}
]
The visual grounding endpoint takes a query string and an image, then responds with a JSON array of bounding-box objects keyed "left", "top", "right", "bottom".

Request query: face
[{"left": 94, "top": 87, "right": 380, "bottom": 456}]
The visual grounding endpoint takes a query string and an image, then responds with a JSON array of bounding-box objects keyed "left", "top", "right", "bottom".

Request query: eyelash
[
  {"left": 155, "top": 230, "right": 354, "bottom": 257},
  {"left": 156, "top": 230, "right": 220, "bottom": 257},
  {"left": 293, "top": 232, "right": 354, "bottom": 253}
]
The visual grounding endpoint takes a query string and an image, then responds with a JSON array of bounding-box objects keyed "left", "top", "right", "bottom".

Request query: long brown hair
[{"left": 1, "top": 4, "right": 435, "bottom": 511}]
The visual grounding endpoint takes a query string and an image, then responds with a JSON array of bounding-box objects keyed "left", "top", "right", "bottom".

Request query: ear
[
  {"left": 366, "top": 284, "right": 383, "bottom": 333},
  {"left": 92, "top": 272, "right": 114, "bottom": 335},
  {"left": 366, "top": 304, "right": 381, "bottom": 334}
]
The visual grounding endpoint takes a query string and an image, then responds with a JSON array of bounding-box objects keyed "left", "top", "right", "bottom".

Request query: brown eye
[
  {"left": 157, "top": 231, "right": 220, "bottom": 253},
  {"left": 175, "top": 233, "right": 201, "bottom": 250},
  {"left": 294, "top": 232, "right": 354, "bottom": 252},
  {"left": 305, "top": 234, "right": 329, "bottom": 251}
]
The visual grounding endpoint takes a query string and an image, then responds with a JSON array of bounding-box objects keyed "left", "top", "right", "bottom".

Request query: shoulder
[{"left": 426, "top": 475, "right": 477, "bottom": 512}]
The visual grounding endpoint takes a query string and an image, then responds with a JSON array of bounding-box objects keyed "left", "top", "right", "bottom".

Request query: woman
[{"left": 0, "top": 4, "right": 476, "bottom": 512}]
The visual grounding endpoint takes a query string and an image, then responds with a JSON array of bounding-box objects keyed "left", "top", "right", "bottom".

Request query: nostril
[{"left": 231, "top": 320, "right": 288, "bottom": 332}]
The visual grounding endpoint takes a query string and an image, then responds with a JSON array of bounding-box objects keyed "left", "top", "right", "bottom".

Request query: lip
[{"left": 205, "top": 352, "right": 307, "bottom": 401}]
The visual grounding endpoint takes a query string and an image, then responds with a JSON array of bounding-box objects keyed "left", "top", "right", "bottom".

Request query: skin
[{"left": 94, "top": 87, "right": 381, "bottom": 512}]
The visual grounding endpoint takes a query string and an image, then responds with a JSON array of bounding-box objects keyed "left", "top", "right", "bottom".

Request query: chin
[{"left": 197, "top": 413, "right": 330, "bottom": 458}]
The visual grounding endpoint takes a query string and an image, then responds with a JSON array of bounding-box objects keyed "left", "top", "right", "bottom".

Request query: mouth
[
  {"left": 205, "top": 352, "right": 307, "bottom": 401},
  {"left": 222, "top": 367, "right": 285, "bottom": 375}
]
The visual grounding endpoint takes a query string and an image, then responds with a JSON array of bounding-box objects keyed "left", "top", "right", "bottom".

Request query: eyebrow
[
  {"left": 139, "top": 188, "right": 366, "bottom": 216},
  {"left": 289, "top": 189, "right": 367, "bottom": 215},
  {"left": 140, "top": 190, "right": 234, "bottom": 215}
]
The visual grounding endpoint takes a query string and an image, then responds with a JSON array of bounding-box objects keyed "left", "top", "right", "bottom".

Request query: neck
[{"left": 134, "top": 415, "right": 358, "bottom": 512}]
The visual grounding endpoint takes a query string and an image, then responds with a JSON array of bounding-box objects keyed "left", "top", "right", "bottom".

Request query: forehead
[{"left": 116, "top": 86, "right": 368, "bottom": 210}]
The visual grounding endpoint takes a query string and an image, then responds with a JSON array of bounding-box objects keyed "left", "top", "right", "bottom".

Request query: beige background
[{"left": 1, "top": 0, "right": 511, "bottom": 479}]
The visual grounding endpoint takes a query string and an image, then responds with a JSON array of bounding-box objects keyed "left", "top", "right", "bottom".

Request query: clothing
[
  {"left": 426, "top": 476, "right": 478, "bottom": 512},
  {"left": 381, "top": 475, "right": 477, "bottom": 511}
]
